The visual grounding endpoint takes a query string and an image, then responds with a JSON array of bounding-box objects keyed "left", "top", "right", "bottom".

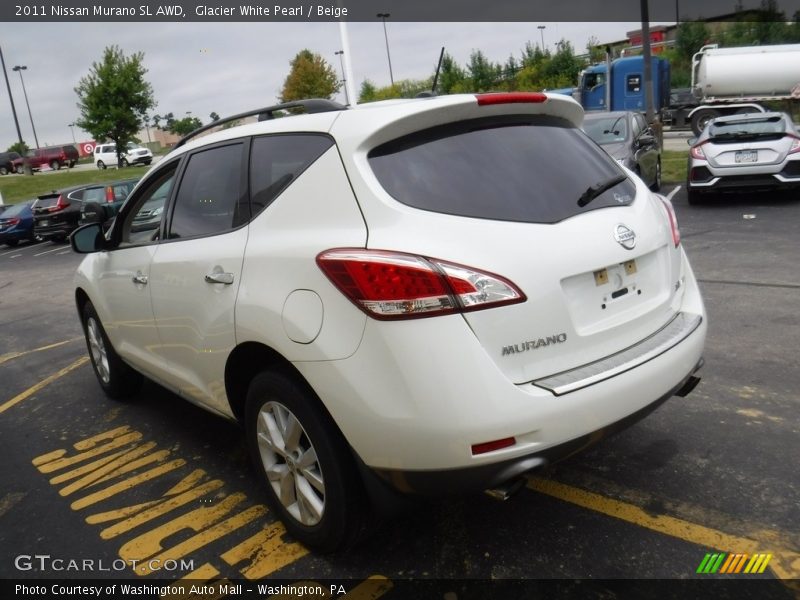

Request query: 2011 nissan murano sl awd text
[{"left": 71, "top": 92, "right": 707, "bottom": 552}]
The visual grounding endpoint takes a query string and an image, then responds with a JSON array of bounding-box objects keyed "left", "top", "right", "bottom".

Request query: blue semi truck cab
[{"left": 578, "top": 56, "right": 671, "bottom": 113}]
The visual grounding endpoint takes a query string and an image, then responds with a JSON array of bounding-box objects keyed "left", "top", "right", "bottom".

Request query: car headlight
[{"left": 152, "top": 207, "right": 163, "bottom": 217}]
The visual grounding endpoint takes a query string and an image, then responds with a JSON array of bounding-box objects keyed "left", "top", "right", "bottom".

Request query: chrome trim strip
[{"left": 532, "top": 312, "right": 703, "bottom": 396}]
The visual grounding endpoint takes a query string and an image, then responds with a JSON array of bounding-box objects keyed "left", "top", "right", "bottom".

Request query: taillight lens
[
  {"left": 659, "top": 197, "right": 681, "bottom": 248},
  {"left": 317, "top": 249, "right": 526, "bottom": 320},
  {"left": 788, "top": 135, "right": 800, "bottom": 155},
  {"left": 106, "top": 186, "right": 115, "bottom": 202},
  {"left": 476, "top": 92, "right": 547, "bottom": 106},
  {"left": 690, "top": 143, "right": 706, "bottom": 160},
  {"left": 49, "top": 195, "right": 69, "bottom": 212},
  {"left": 3, "top": 218, "right": 21, "bottom": 227}
]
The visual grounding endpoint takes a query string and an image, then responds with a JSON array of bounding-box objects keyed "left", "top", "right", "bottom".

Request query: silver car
[
  {"left": 582, "top": 111, "right": 662, "bottom": 192},
  {"left": 686, "top": 112, "right": 800, "bottom": 204}
]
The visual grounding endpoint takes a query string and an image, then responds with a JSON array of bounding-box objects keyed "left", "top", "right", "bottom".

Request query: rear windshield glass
[
  {"left": 34, "top": 196, "right": 59, "bottom": 209},
  {"left": 709, "top": 116, "right": 786, "bottom": 141},
  {"left": 1, "top": 203, "right": 28, "bottom": 217},
  {"left": 583, "top": 115, "right": 629, "bottom": 144},
  {"left": 368, "top": 116, "right": 635, "bottom": 224}
]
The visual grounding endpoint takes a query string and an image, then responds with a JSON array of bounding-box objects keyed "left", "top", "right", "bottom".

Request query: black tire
[
  {"left": 81, "top": 301, "right": 143, "bottom": 399},
  {"left": 97, "top": 160, "right": 106, "bottom": 170},
  {"left": 650, "top": 159, "right": 662, "bottom": 192},
  {"left": 690, "top": 109, "right": 720, "bottom": 136},
  {"left": 687, "top": 185, "right": 703, "bottom": 206},
  {"left": 15, "top": 165, "right": 23, "bottom": 174},
  {"left": 50, "top": 160, "right": 61, "bottom": 171},
  {"left": 245, "top": 371, "right": 367, "bottom": 553},
  {"left": 0, "top": 166, "right": 8, "bottom": 176},
  {"left": 5, "top": 239, "right": 18, "bottom": 247},
  {"left": 120, "top": 158, "right": 128, "bottom": 168}
]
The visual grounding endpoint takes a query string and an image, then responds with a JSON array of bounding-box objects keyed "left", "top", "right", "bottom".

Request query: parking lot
[{"left": 1, "top": 185, "right": 798, "bottom": 598}]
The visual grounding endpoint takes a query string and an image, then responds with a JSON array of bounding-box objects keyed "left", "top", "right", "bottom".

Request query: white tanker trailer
[{"left": 686, "top": 43, "right": 800, "bottom": 134}]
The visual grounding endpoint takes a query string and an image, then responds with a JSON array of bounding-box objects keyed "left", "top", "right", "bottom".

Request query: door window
[
  {"left": 167, "top": 143, "right": 244, "bottom": 239},
  {"left": 249, "top": 134, "right": 334, "bottom": 216},
  {"left": 118, "top": 163, "right": 178, "bottom": 246}
]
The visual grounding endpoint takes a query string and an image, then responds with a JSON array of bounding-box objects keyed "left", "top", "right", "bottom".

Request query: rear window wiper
[{"left": 577, "top": 173, "right": 627, "bottom": 207}]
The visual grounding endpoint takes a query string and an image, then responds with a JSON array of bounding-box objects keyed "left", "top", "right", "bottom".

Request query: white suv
[
  {"left": 72, "top": 94, "right": 706, "bottom": 552},
  {"left": 94, "top": 142, "right": 153, "bottom": 169}
]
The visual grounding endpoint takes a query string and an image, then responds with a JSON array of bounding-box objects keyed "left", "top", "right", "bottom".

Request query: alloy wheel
[
  {"left": 86, "top": 317, "right": 110, "bottom": 384},
  {"left": 256, "top": 401, "right": 325, "bottom": 526}
]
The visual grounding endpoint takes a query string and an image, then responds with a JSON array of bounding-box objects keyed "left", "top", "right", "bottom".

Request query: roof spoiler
[{"left": 175, "top": 99, "right": 347, "bottom": 148}]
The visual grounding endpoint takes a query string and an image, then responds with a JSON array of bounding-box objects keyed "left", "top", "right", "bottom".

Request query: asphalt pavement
[{"left": 0, "top": 185, "right": 798, "bottom": 599}]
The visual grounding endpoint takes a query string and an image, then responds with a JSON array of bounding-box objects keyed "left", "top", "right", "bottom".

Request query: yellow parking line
[
  {"left": 0, "top": 338, "right": 82, "bottom": 366},
  {"left": 527, "top": 477, "right": 800, "bottom": 582},
  {"left": 0, "top": 356, "right": 89, "bottom": 414}
]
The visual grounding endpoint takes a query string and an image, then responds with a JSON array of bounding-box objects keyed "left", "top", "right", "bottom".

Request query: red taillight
[
  {"left": 788, "top": 134, "right": 800, "bottom": 155},
  {"left": 317, "top": 249, "right": 526, "bottom": 320},
  {"left": 471, "top": 437, "right": 516, "bottom": 455},
  {"left": 105, "top": 186, "right": 115, "bottom": 202},
  {"left": 5, "top": 218, "right": 21, "bottom": 226},
  {"left": 660, "top": 197, "right": 681, "bottom": 248},
  {"left": 476, "top": 92, "right": 547, "bottom": 106},
  {"left": 689, "top": 142, "right": 707, "bottom": 160},
  {"left": 48, "top": 194, "right": 69, "bottom": 212}
]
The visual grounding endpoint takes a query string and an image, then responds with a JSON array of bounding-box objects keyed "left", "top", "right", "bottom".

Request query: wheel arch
[
  {"left": 75, "top": 287, "right": 91, "bottom": 318},
  {"left": 225, "top": 341, "right": 326, "bottom": 425}
]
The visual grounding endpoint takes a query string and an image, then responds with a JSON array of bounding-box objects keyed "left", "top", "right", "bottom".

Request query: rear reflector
[
  {"left": 476, "top": 92, "right": 547, "bottom": 106},
  {"left": 472, "top": 437, "right": 516, "bottom": 455},
  {"left": 317, "top": 249, "right": 525, "bottom": 320}
]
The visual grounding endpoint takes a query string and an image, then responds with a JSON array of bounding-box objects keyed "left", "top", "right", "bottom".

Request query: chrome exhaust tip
[{"left": 484, "top": 477, "right": 526, "bottom": 501}]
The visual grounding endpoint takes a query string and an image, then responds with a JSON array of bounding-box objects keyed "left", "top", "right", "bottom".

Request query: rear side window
[
  {"left": 368, "top": 116, "right": 635, "bottom": 224},
  {"left": 249, "top": 134, "right": 334, "bottom": 216},
  {"left": 168, "top": 143, "right": 244, "bottom": 239}
]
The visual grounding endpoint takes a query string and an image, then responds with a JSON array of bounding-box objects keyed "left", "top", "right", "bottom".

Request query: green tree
[
  {"left": 168, "top": 116, "right": 203, "bottom": 136},
  {"left": 466, "top": 50, "right": 499, "bottom": 91},
  {"left": 7, "top": 141, "right": 29, "bottom": 155},
  {"left": 280, "top": 49, "right": 341, "bottom": 102},
  {"left": 74, "top": 45, "right": 155, "bottom": 168},
  {"left": 359, "top": 80, "right": 377, "bottom": 103},
  {"left": 209, "top": 111, "right": 220, "bottom": 122},
  {"left": 436, "top": 53, "right": 467, "bottom": 94},
  {"left": 586, "top": 36, "right": 605, "bottom": 64}
]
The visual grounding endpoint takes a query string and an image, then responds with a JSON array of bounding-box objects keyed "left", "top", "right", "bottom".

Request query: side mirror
[
  {"left": 638, "top": 134, "right": 655, "bottom": 146},
  {"left": 71, "top": 223, "right": 106, "bottom": 254},
  {"left": 687, "top": 137, "right": 697, "bottom": 146}
]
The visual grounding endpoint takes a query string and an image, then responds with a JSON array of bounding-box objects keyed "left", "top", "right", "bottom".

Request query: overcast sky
[{"left": 1, "top": 21, "right": 673, "bottom": 147}]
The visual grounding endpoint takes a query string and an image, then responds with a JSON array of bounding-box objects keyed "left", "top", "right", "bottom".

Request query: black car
[
  {"left": 33, "top": 179, "right": 140, "bottom": 242},
  {"left": 582, "top": 110, "right": 662, "bottom": 191},
  {"left": 0, "top": 151, "right": 22, "bottom": 176}
]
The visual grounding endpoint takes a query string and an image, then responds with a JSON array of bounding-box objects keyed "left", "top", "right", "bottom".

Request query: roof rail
[{"left": 175, "top": 98, "right": 346, "bottom": 148}]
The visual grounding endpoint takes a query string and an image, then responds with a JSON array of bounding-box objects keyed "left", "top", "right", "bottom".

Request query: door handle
[
  {"left": 132, "top": 273, "right": 148, "bottom": 285},
  {"left": 204, "top": 272, "right": 234, "bottom": 285}
]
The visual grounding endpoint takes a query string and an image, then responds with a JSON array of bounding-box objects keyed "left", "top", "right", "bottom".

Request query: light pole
[
  {"left": 376, "top": 12, "right": 394, "bottom": 86},
  {"left": 68, "top": 122, "right": 76, "bottom": 144},
  {"left": 334, "top": 50, "right": 350, "bottom": 105},
  {"left": 538, "top": 25, "right": 546, "bottom": 52},
  {"left": 13, "top": 65, "right": 39, "bottom": 149},
  {"left": 0, "top": 46, "right": 25, "bottom": 152}
]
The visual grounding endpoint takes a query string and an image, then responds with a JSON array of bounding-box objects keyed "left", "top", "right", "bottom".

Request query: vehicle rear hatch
[
  {"left": 33, "top": 193, "right": 76, "bottom": 229},
  {"left": 702, "top": 115, "right": 795, "bottom": 169},
  {"left": 335, "top": 93, "right": 685, "bottom": 384}
]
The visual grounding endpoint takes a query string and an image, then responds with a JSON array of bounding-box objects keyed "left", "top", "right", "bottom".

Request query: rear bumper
[
  {"left": 366, "top": 358, "right": 703, "bottom": 495},
  {"left": 34, "top": 223, "right": 76, "bottom": 239}
]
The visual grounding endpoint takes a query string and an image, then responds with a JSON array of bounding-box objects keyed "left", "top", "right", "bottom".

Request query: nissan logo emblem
[{"left": 614, "top": 224, "right": 636, "bottom": 250}]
